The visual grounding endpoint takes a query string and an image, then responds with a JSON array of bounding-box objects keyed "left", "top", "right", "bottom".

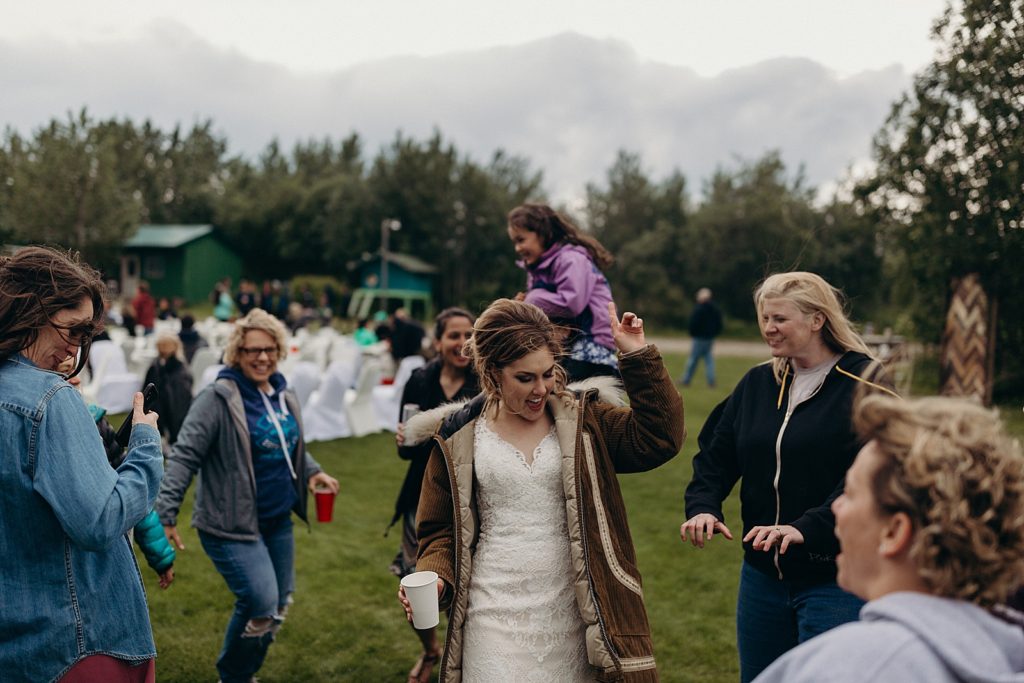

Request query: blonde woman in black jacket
[{"left": 680, "top": 272, "right": 896, "bottom": 683}]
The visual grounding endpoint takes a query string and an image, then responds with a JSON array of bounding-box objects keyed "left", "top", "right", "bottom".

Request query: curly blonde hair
[
  {"left": 755, "top": 271, "right": 874, "bottom": 384},
  {"left": 463, "top": 299, "right": 567, "bottom": 415},
  {"left": 854, "top": 394, "right": 1024, "bottom": 606},
  {"left": 223, "top": 309, "right": 289, "bottom": 368}
]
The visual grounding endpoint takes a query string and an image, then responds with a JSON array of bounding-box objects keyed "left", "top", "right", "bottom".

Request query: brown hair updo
[{"left": 464, "top": 298, "right": 567, "bottom": 414}]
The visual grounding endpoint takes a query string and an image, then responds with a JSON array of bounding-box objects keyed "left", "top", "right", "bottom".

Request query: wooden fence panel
[{"left": 940, "top": 273, "right": 994, "bottom": 405}]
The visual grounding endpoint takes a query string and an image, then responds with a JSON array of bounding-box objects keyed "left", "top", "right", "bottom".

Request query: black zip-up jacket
[
  {"left": 685, "top": 351, "right": 876, "bottom": 582},
  {"left": 390, "top": 359, "right": 479, "bottom": 527}
]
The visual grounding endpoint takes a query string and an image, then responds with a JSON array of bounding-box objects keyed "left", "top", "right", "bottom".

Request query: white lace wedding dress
[{"left": 461, "top": 418, "right": 592, "bottom": 682}]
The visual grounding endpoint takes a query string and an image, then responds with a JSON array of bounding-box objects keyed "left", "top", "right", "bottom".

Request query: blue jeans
[
  {"left": 199, "top": 515, "right": 295, "bottom": 683},
  {"left": 736, "top": 561, "right": 863, "bottom": 683},
  {"left": 682, "top": 337, "right": 716, "bottom": 386}
]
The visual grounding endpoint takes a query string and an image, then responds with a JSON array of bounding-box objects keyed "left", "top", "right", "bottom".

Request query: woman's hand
[
  {"left": 396, "top": 422, "right": 406, "bottom": 447},
  {"left": 680, "top": 513, "right": 733, "bottom": 548},
  {"left": 132, "top": 390, "right": 159, "bottom": 431},
  {"left": 398, "top": 579, "right": 445, "bottom": 623},
  {"left": 163, "top": 525, "right": 185, "bottom": 550},
  {"left": 743, "top": 524, "right": 805, "bottom": 554},
  {"left": 308, "top": 471, "right": 339, "bottom": 495},
  {"left": 158, "top": 567, "right": 175, "bottom": 589},
  {"left": 608, "top": 302, "right": 646, "bottom": 354}
]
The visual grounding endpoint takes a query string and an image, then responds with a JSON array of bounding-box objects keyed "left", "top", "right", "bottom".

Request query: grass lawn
[{"left": 139, "top": 351, "right": 1024, "bottom": 682}]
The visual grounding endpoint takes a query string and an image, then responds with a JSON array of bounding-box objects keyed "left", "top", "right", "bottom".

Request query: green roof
[
  {"left": 124, "top": 224, "right": 213, "bottom": 249},
  {"left": 380, "top": 251, "right": 438, "bottom": 274}
]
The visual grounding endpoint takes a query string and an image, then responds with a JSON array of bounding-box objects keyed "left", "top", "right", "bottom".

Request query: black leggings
[{"left": 562, "top": 359, "right": 620, "bottom": 383}]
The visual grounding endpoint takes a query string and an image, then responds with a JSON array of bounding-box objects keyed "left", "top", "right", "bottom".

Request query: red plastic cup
[{"left": 314, "top": 487, "right": 336, "bottom": 522}]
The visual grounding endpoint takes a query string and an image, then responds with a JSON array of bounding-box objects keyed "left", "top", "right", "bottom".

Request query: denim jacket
[{"left": 0, "top": 355, "right": 163, "bottom": 683}]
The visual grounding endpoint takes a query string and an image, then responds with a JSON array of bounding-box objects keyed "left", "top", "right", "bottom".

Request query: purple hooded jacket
[{"left": 521, "top": 242, "right": 615, "bottom": 351}]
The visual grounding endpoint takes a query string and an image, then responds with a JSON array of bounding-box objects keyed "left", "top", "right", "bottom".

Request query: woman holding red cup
[{"left": 156, "top": 308, "right": 338, "bottom": 683}]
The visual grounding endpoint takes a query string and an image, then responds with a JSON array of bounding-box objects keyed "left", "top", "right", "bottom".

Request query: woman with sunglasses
[
  {"left": 156, "top": 308, "right": 339, "bottom": 683},
  {"left": 0, "top": 246, "right": 162, "bottom": 683}
]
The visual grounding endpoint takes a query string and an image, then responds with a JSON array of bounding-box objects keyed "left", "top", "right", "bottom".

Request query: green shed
[
  {"left": 347, "top": 251, "right": 438, "bottom": 320},
  {"left": 121, "top": 225, "right": 241, "bottom": 305}
]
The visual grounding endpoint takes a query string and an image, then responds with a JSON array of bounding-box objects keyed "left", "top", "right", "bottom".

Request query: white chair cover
[
  {"left": 299, "top": 336, "right": 333, "bottom": 370},
  {"left": 344, "top": 358, "right": 385, "bottom": 438},
  {"left": 90, "top": 339, "right": 129, "bottom": 375},
  {"left": 127, "top": 345, "right": 158, "bottom": 376},
  {"left": 372, "top": 355, "right": 426, "bottom": 432},
  {"left": 106, "top": 326, "right": 128, "bottom": 346},
  {"left": 83, "top": 340, "right": 142, "bottom": 413},
  {"left": 196, "top": 364, "right": 225, "bottom": 395},
  {"left": 303, "top": 362, "right": 354, "bottom": 442},
  {"left": 285, "top": 361, "right": 322, "bottom": 410},
  {"left": 328, "top": 336, "right": 361, "bottom": 366},
  {"left": 189, "top": 348, "right": 222, "bottom": 396},
  {"left": 96, "top": 375, "right": 143, "bottom": 414},
  {"left": 153, "top": 318, "right": 181, "bottom": 335}
]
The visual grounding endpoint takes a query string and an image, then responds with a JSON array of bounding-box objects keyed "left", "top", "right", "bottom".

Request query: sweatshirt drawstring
[
  {"left": 776, "top": 365, "right": 789, "bottom": 410},
  {"left": 260, "top": 390, "right": 297, "bottom": 480}
]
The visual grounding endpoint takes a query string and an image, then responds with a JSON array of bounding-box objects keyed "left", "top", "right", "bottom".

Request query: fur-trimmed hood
[{"left": 403, "top": 375, "right": 626, "bottom": 447}]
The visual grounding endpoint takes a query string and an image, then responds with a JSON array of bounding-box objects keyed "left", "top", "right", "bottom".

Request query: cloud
[{"left": 0, "top": 23, "right": 909, "bottom": 200}]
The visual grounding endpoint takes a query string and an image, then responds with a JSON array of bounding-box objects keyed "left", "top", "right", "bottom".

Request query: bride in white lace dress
[
  {"left": 461, "top": 417, "right": 590, "bottom": 681},
  {"left": 400, "top": 298, "right": 685, "bottom": 683}
]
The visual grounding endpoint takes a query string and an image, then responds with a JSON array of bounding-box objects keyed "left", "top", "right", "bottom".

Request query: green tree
[
  {"left": 586, "top": 151, "right": 691, "bottom": 326},
  {"left": 451, "top": 150, "right": 542, "bottom": 307},
  {"left": 1, "top": 110, "right": 142, "bottom": 271},
  {"left": 686, "top": 152, "right": 820, "bottom": 321},
  {"left": 858, "top": 0, "right": 1024, "bottom": 394},
  {"left": 802, "top": 196, "right": 885, "bottom": 316},
  {"left": 368, "top": 132, "right": 541, "bottom": 310},
  {"left": 96, "top": 118, "right": 226, "bottom": 226}
]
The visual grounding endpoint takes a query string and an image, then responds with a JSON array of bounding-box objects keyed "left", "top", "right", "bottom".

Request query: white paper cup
[{"left": 400, "top": 570, "right": 440, "bottom": 629}]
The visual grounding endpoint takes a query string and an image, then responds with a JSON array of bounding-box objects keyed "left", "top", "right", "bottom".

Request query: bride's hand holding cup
[{"left": 398, "top": 571, "right": 445, "bottom": 628}]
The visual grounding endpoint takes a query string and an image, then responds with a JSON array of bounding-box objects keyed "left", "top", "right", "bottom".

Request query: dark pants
[
  {"left": 199, "top": 515, "right": 295, "bottom": 683},
  {"left": 736, "top": 561, "right": 863, "bottom": 682},
  {"left": 562, "top": 358, "right": 619, "bottom": 382}
]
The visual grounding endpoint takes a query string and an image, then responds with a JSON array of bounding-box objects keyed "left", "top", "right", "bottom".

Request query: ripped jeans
[{"left": 199, "top": 514, "right": 295, "bottom": 683}]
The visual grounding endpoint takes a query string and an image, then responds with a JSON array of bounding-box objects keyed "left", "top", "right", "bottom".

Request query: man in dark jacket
[
  {"left": 389, "top": 308, "right": 425, "bottom": 362},
  {"left": 680, "top": 287, "right": 723, "bottom": 387}
]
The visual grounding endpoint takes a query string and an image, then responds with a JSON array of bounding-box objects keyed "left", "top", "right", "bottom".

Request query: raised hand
[{"left": 607, "top": 301, "right": 647, "bottom": 354}]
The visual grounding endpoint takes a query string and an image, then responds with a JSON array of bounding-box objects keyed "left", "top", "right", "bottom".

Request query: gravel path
[{"left": 648, "top": 337, "right": 768, "bottom": 357}]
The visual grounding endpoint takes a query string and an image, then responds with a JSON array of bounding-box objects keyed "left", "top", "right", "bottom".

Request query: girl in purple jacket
[{"left": 507, "top": 203, "right": 619, "bottom": 380}]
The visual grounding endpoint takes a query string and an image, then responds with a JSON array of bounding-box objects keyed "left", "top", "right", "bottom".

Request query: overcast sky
[{"left": 1, "top": 0, "right": 949, "bottom": 201}]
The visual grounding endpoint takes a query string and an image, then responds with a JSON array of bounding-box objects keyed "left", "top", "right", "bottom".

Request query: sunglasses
[
  {"left": 52, "top": 321, "right": 97, "bottom": 346},
  {"left": 239, "top": 346, "right": 278, "bottom": 358}
]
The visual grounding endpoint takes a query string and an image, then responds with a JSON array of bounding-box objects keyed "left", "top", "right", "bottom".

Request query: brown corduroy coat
[{"left": 408, "top": 344, "right": 685, "bottom": 682}]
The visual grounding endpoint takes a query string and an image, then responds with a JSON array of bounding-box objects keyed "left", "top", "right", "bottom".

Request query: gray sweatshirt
[{"left": 755, "top": 592, "right": 1024, "bottom": 682}]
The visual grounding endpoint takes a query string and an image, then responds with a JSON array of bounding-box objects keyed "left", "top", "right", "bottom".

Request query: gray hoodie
[{"left": 755, "top": 592, "right": 1024, "bottom": 682}]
